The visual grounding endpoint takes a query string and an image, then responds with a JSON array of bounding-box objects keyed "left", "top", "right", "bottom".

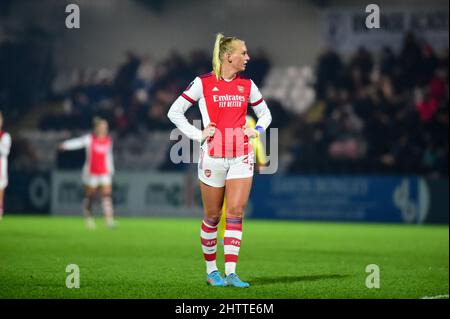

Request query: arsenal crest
[{"left": 237, "top": 85, "right": 244, "bottom": 93}]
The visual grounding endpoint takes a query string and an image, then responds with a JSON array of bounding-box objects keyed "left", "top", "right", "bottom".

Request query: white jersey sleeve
[
  {"left": 0, "top": 133, "right": 11, "bottom": 156},
  {"left": 181, "top": 77, "right": 203, "bottom": 103},
  {"left": 167, "top": 77, "right": 204, "bottom": 142},
  {"left": 61, "top": 134, "right": 91, "bottom": 150},
  {"left": 249, "top": 80, "right": 272, "bottom": 131},
  {"left": 107, "top": 142, "right": 115, "bottom": 175},
  {"left": 249, "top": 80, "right": 263, "bottom": 106}
]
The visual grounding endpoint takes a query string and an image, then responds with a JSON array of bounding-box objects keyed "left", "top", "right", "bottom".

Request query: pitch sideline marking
[{"left": 421, "top": 294, "right": 449, "bottom": 299}]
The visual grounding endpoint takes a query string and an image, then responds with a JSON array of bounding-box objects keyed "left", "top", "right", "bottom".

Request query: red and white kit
[
  {"left": 168, "top": 72, "right": 271, "bottom": 187},
  {"left": 0, "top": 130, "right": 11, "bottom": 189},
  {"left": 60, "top": 134, "right": 114, "bottom": 187}
]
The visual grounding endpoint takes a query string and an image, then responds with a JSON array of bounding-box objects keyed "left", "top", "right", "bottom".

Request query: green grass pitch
[{"left": 0, "top": 216, "right": 448, "bottom": 299}]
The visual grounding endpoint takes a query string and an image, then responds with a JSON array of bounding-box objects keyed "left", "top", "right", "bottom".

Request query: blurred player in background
[
  {"left": 0, "top": 112, "right": 11, "bottom": 221},
  {"left": 218, "top": 114, "right": 268, "bottom": 241},
  {"left": 168, "top": 33, "right": 272, "bottom": 287},
  {"left": 58, "top": 117, "right": 117, "bottom": 229}
]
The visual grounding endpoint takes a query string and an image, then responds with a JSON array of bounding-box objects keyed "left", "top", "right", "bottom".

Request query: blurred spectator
[
  {"left": 316, "top": 48, "right": 343, "bottom": 99},
  {"left": 349, "top": 46, "right": 373, "bottom": 86},
  {"left": 289, "top": 33, "right": 449, "bottom": 177},
  {"left": 379, "top": 46, "right": 397, "bottom": 78},
  {"left": 136, "top": 55, "right": 156, "bottom": 90},
  {"left": 415, "top": 86, "right": 439, "bottom": 123},
  {"left": 114, "top": 51, "right": 140, "bottom": 107},
  {"left": 398, "top": 32, "right": 423, "bottom": 89},
  {"left": 113, "top": 106, "right": 129, "bottom": 137}
]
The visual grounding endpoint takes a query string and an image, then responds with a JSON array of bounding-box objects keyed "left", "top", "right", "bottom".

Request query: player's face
[
  {"left": 229, "top": 41, "right": 250, "bottom": 72},
  {"left": 95, "top": 121, "right": 108, "bottom": 136}
]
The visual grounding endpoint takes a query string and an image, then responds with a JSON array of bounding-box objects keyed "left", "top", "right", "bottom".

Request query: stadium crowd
[
  {"left": 6, "top": 33, "right": 449, "bottom": 177},
  {"left": 39, "top": 49, "right": 271, "bottom": 136},
  {"left": 288, "top": 32, "right": 448, "bottom": 177}
]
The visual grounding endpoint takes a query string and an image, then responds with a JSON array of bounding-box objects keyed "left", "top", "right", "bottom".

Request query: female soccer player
[
  {"left": 0, "top": 112, "right": 11, "bottom": 221},
  {"left": 168, "top": 34, "right": 272, "bottom": 287},
  {"left": 58, "top": 117, "right": 116, "bottom": 229}
]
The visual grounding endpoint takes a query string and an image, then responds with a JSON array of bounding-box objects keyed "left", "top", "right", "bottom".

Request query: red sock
[
  {"left": 201, "top": 218, "right": 219, "bottom": 274},
  {"left": 224, "top": 217, "right": 242, "bottom": 275},
  {"left": 101, "top": 195, "right": 114, "bottom": 220},
  {"left": 83, "top": 196, "right": 93, "bottom": 218}
]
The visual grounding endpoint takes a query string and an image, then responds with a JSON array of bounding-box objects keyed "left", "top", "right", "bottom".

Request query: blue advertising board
[
  {"left": 250, "top": 175, "right": 434, "bottom": 224},
  {"left": 5, "top": 171, "right": 51, "bottom": 215}
]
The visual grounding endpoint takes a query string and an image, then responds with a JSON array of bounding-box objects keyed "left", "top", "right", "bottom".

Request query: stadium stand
[{"left": 4, "top": 32, "right": 448, "bottom": 177}]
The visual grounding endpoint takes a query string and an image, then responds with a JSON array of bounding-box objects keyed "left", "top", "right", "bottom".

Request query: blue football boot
[
  {"left": 206, "top": 271, "right": 226, "bottom": 287},
  {"left": 224, "top": 273, "right": 250, "bottom": 288}
]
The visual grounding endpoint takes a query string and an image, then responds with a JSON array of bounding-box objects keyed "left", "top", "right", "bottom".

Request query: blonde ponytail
[
  {"left": 211, "top": 33, "right": 242, "bottom": 80},
  {"left": 212, "top": 33, "right": 224, "bottom": 80}
]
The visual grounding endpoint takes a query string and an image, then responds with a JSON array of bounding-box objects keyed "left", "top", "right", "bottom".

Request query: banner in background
[
  {"left": 322, "top": 7, "right": 449, "bottom": 53},
  {"left": 423, "top": 178, "right": 449, "bottom": 224},
  {"left": 5, "top": 171, "right": 51, "bottom": 214},
  {"left": 251, "top": 175, "right": 432, "bottom": 224},
  {"left": 46, "top": 171, "right": 449, "bottom": 224},
  {"left": 51, "top": 171, "right": 202, "bottom": 217}
]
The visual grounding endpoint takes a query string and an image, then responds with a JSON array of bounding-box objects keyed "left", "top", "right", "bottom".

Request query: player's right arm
[
  {"left": 0, "top": 133, "right": 11, "bottom": 156},
  {"left": 59, "top": 135, "right": 90, "bottom": 151},
  {"left": 167, "top": 77, "right": 215, "bottom": 142}
]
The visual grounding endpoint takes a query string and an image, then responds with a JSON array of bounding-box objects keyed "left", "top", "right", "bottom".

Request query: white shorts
[
  {"left": 82, "top": 172, "right": 112, "bottom": 188},
  {"left": 198, "top": 146, "right": 254, "bottom": 188}
]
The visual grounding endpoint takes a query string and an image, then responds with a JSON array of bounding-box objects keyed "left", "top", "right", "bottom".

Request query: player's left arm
[
  {"left": 248, "top": 80, "right": 272, "bottom": 137},
  {"left": 0, "top": 133, "right": 12, "bottom": 156},
  {"left": 107, "top": 142, "right": 115, "bottom": 175}
]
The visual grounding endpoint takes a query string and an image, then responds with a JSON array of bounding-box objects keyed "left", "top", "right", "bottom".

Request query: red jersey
[
  {"left": 89, "top": 134, "right": 112, "bottom": 174},
  {"left": 181, "top": 72, "right": 264, "bottom": 158},
  {"left": 61, "top": 133, "right": 114, "bottom": 175}
]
